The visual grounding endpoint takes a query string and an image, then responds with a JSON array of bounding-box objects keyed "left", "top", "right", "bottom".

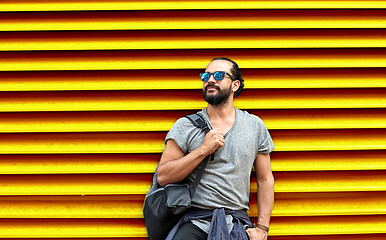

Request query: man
[{"left": 157, "top": 57, "right": 275, "bottom": 240}]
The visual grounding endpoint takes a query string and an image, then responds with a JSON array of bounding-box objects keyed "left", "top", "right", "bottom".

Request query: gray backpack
[{"left": 143, "top": 113, "right": 213, "bottom": 240}]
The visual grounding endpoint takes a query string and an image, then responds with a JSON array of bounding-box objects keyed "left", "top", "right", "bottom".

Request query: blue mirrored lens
[
  {"left": 213, "top": 71, "right": 225, "bottom": 80},
  {"left": 200, "top": 72, "right": 211, "bottom": 82}
]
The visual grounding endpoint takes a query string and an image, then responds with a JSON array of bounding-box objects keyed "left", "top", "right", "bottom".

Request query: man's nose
[{"left": 207, "top": 75, "right": 216, "bottom": 83}]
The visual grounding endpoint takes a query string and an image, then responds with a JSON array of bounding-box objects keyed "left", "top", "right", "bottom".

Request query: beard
[{"left": 202, "top": 83, "right": 232, "bottom": 106}]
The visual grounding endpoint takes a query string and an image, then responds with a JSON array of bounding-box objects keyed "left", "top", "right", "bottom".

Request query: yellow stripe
[
  {"left": 1, "top": 68, "right": 385, "bottom": 91},
  {"left": 0, "top": 171, "right": 384, "bottom": 195},
  {"left": 245, "top": 68, "right": 386, "bottom": 89},
  {"left": 239, "top": 89, "right": 386, "bottom": 109},
  {"left": 2, "top": 1, "right": 386, "bottom": 11},
  {"left": 0, "top": 216, "right": 383, "bottom": 237},
  {"left": 273, "top": 129, "right": 386, "bottom": 151},
  {"left": 1, "top": 10, "right": 386, "bottom": 31},
  {"left": 260, "top": 109, "right": 386, "bottom": 130},
  {"left": 271, "top": 196, "right": 386, "bottom": 217},
  {"left": 271, "top": 234, "right": 386, "bottom": 240},
  {"left": 0, "top": 90, "right": 384, "bottom": 112},
  {"left": 0, "top": 109, "right": 383, "bottom": 133},
  {"left": 0, "top": 133, "right": 165, "bottom": 154},
  {"left": 0, "top": 194, "right": 385, "bottom": 218},
  {"left": 0, "top": 111, "right": 181, "bottom": 133},
  {"left": 0, "top": 219, "right": 146, "bottom": 238},
  {"left": 3, "top": 49, "right": 386, "bottom": 71},
  {"left": 269, "top": 171, "right": 386, "bottom": 193},
  {"left": 0, "top": 130, "right": 384, "bottom": 154},
  {"left": 0, "top": 174, "right": 152, "bottom": 195},
  {"left": 0, "top": 200, "right": 140, "bottom": 218},
  {"left": 271, "top": 151, "right": 386, "bottom": 171},
  {"left": 0, "top": 70, "right": 202, "bottom": 91},
  {"left": 3, "top": 30, "right": 386, "bottom": 51},
  {"left": 0, "top": 151, "right": 384, "bottom": 174},
  {"left": 0, "top": 154, "right": 159, "bottom": 174},
  {"left": 271, "top": 215, "right": 386, "bottom": 236}
]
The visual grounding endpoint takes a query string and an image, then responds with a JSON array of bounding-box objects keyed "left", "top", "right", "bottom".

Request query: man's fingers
[
  {"left": 213, "top": 131, "right": 225, "bottom": 147},
  {"left": 203, "top": 129, "right": 225, "bottom": 152}
]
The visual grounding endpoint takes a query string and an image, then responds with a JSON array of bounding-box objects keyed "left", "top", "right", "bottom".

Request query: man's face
[{"left": 202, "top": 60, "right": 234, "bottom": 106}]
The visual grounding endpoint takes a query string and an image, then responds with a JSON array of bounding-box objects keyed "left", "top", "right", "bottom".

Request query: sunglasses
[{"left": 199, "top": 71, "right": 235, "bottom": 82}]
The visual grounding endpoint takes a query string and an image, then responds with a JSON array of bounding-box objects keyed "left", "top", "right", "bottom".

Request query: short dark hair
[{"left": 210, "top": 57, "right": 244, "bottom": 98}]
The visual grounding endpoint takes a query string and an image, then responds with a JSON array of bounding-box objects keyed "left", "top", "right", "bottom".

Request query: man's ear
[{"left": 232, "top": 80, "right": 241, "bottom": 93}]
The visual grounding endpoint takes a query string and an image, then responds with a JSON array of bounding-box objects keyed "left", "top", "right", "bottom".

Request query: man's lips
[{"left": 205, "top": 85, "right": 220, "bottom": 92}]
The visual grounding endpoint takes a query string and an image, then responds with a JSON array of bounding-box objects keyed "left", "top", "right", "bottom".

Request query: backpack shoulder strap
[
  {"left": 183, "top": 113, "right": 213, "bottom": 196},
  {"left": 184, "top": 113, "right": 210, "bottom": 133},
  {"left": 184, "top": 113, "right": 214, "bottom": 162}
]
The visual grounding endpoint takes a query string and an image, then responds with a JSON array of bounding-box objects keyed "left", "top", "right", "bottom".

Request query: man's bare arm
[
  {"left": 247, "top": 153, "right": 274, "bottom": 240},
  {"left": 255, "top": 153, "right": 274, "bottom": 228}
]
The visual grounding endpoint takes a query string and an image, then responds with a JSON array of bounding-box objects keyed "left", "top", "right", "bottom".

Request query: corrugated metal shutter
[{"left": 0, "top": 1, "right": 385, "bottom": 239}]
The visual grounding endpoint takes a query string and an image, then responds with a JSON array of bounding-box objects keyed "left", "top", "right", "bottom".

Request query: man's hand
[
  {"left": 157, "top": 128, "right": 224, "bottom": 186},
  {"left": 200, "top": 128, "right": 224, "bottom": 154},
  {"left": 245, "top": 227, "right": 268, "bottom": 240}
]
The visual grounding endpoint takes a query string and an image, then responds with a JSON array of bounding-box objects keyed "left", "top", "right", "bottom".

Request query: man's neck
[{"left": 206, "top": 101, "right": 236, "bottom": 122}]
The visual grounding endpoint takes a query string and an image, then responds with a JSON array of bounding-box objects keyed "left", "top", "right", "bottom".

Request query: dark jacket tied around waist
[{"left": 166, "top": 207, "right": 254, "bottom": 240}]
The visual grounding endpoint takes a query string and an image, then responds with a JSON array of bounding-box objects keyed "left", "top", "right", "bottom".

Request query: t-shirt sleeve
[
  {"left": 164, "top": 117, "right": 195, "bottom": 154},
  {"left": 257, "top": 118, "right": 275, "bottom": 154}
]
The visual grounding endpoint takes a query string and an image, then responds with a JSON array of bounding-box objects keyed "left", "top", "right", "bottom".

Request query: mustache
[{"left": 204, "top": 84, "right": 220, "bottom": 92}]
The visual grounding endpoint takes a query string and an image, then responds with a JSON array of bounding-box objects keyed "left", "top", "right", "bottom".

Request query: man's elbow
[
  {"left": 156, "top": 169, "right": 167, "bottom": 187},
  {"left": 258, "top": 173, "right": 275, "bottom": 189},
  {"left": 267, "top": 175, "right": 275, "bottom": 189}
]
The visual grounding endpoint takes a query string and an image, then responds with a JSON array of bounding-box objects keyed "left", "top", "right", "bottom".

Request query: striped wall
[{"left": 0, "top": 1, "right": 385, "bottom": 239}]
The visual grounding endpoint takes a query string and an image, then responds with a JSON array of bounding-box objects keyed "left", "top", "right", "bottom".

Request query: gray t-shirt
[{"left": 164, "top": 108, "right": 274, "bottom": 232}]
